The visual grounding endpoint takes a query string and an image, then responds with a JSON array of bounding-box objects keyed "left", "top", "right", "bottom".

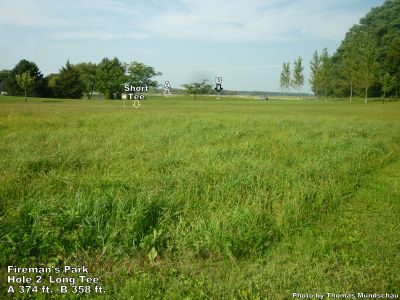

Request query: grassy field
[{"left": 1, "top": 96, "right": 399, "bottom": 299}]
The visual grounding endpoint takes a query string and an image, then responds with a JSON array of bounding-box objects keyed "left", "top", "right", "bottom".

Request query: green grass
[{"left": 1, "top": 96, "right": 399, "bottom": 299}]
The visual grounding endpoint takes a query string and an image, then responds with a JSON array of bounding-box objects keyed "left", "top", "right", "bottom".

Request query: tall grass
[{"left": 1, "top": 97, "right": 399, "bottom": 297}]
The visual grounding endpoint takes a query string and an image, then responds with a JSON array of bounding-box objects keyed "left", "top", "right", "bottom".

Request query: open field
[{"left": 1, "top": 96, "right": 399, "bottom": 299}]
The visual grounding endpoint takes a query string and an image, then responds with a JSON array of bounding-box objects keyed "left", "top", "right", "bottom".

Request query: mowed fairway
[{"left": 1, "top": 96, "right": 399, "bottom": 299}]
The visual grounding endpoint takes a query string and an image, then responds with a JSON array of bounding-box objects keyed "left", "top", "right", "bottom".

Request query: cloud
[
  {"left": 0, "top": 0, "right": 375, "bottom": 42},
  {"left": 79, "top": 0, "right": 143, "bottom": 17},
  {"left": 48, "top": 31, "right": 148, "bottom": 41},
  {"left": 0, "top": 0, "right": 71, "bottom": 28},
  {"left": 137, "top": 0, "right": 366, "bottom": 41}
]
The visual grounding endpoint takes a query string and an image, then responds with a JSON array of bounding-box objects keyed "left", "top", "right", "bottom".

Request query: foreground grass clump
[{"left": 0, "top": 96, "right": 399, "bottom": 298}]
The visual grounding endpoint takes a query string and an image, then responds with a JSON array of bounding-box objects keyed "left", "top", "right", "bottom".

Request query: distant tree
[
  {"left": 356, "top": 31, "right": 378, "bottom": 103},
  {"left": 319, "top": 48, "right": 333, "bottom": 101},
  {"left": 6, "top": 60, "right": 48, "bottom": 97},
  {"left": 182, "top": 80, "right": 212, "bottom": 98},
  {"left": 280, "top": 62, "right": 291, "bottom": 95},
  {"left": 310, "top": 51, "right": 322, "bottom": 97},
  {"left": 96, "top": 57, "right": 126, "bottom": 99},
  {"left": 45, "top": 73, "right": 59, "bottom": 98},
  {"left": 380, "top": 72, "right": 395, "bottom": 99},
  {"left": 0, "top": 70, "right": 11, "bottom": 94},
  {"left": 16, "top": 71, "right": 35, "bottom": 102},
  {"left": 75, "top": 62, "right": 97, "bottom": 99},
  {"left": 329, "top": 61, "right": 347, "bottom": 98},
  {"left": 384, "top": 37, "right": 400, "bottom": 97},
  {"left": 54, "top": 61, "right": 85, "bottom": 99},
  {"left": 126, "top": 62, "right": 161, "bottom": 87},
  {"left": 340, "top": 31, "right": 360, "bottom": 102},
  {"left": 292, "top": 57, "right": 304, "bottom": 94}
]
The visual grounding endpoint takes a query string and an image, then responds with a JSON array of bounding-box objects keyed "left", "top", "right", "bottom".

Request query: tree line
[
  {"left": 0, "top": 58, "right": 161, "bottom": 100},
  {"left": 0, "top": 59, "right": 217, "bottom": 100},
  {"left": 0, "top": 58, "right": 231, "bottom": 100},
  {"left": 280, "top": 0, "right": 399, "bottom": 102}
]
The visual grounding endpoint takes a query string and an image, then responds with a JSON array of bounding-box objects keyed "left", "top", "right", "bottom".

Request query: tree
[
  {"left": 16, "top": 71, "right": 35, "bottom": 102},
  {"left": 329, "top": 61, "right": 347, "bottom": 98},
  {"left": 280, "top": 62, "right": 291, "bottom": 95},
  {"left": 292, "top": 57, "right": 304, "bottom": 94},
  {"left": 0, "top": 70, "right": 11, "bottom": 94},
  {"left": 329, "top": 0, "right": 400, "bottom": 99},
  {"left": 126, "top": 62, "right": 161, "bottom": 88},
  {"left": 75, "top": 62, "right": 97, "bottom": 99},
  {"left": 341, "top": 31, "right": 360, "bottom": 102},
  {"left": 356, "top": 31, "right": 378, "bottom": 103},
  {"left": 310, "top": 51, "right": 322, "bottom": 97},
  {"left": 182, "top": 80, "right": 212, "bottom": 98},
  {"left": 96, "top": 57, "right": 126, "bottom": 99},
  {"left": 5, "top": 60, "right": 48, "bottom": 97},
  {"left": 54, "top": 61, "right": 85, "bottom": 99},
  {"left": 45, "top": 73, "right": 59, "bottom": 98},
  {"left": 384, "top": 37, "right": 400, "bottom": 97},
  {"left": 319, "top": 48, "right": 332, "bottom": 101},
  {"left": 380, "top": 72, "right": 395, "bottom": 100}
]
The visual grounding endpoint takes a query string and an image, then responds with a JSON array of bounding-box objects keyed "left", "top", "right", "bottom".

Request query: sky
[{"left": 0, "top": 0, "right": 385, "bottom": 92}]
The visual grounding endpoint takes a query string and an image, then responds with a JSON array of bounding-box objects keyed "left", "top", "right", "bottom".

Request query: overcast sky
[{"left": 0, "top": 0, "right": 384, "bottom": 92}]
